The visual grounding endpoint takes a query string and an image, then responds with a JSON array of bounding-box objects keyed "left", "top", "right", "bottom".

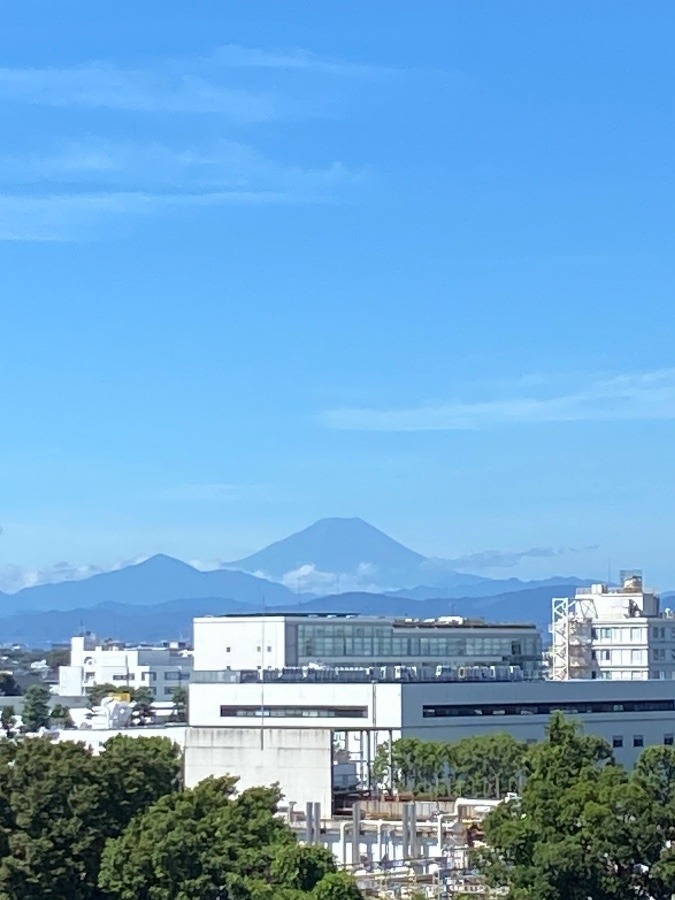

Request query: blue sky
[{"left": 2, "top": 1, "right": 675, "bottom": 588}]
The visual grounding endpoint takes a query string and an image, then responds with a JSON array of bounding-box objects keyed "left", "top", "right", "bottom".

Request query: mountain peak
[{"left": 227, "top": 517, "right": 426, "bottom": 580}]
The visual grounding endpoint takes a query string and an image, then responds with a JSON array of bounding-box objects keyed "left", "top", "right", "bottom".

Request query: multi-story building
[
  {"left": 193, "top": 613, "right": 543, "bottom": 677},
  {"left": 551, "top": 572, "right": 675, "bottom": 681},
  {"left": 186, "top": 665, "right": 675, "bottom": 812},
  {"left": 58, "top": 635, "right": 193, "bottom": 698}
]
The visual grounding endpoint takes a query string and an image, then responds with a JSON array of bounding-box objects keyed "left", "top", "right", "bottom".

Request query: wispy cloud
[
  {"left": 0, "top": 44, "right": 376, "bottom": 240},
  {"left": 211, "top": 44, "right": 394, "bottom": 79},
  {"left": 0, "top": 61, "right": 278, "bottom": 119},
  {"left": 445, "top": 546, "right": 598, "bottom": 571},
  {"left": 323, "top": 370, "right": 675, "bottom": 431},
  {"left": 0, "top": 44, "right": 389, "bottom": 117},
  {"left": 0, "top": 139, "right": 364, "bottom": 240},
  {"left": 0, "top": 138, "right": 362, "bottom": 195}
]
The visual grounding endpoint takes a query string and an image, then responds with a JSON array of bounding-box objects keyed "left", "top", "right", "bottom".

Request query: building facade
[
  {"left": 551, "top": 573, "right": 675, "bottom": 681},
  {"left": 185, "top": 669, "right": 675, "bottom": 811},
  {"left": 58, "top": 635, "right": 193, "bottom": 697},
  {"left": 193, "top": 613, "right": 543, "bottom": 676}
]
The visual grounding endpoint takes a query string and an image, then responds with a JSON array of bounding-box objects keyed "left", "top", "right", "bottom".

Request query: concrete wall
[
  {"left": 184, "top": 726, "right": 334, "bottom": 810},
  {"left": 189, "top": 680, "right": 403, "bottom": 730},
  {"left": 193, "top": 617, "right": 288, "bottom": 672}
]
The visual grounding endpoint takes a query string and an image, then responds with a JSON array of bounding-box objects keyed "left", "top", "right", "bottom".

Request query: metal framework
[{"left": 551, "top": 593, "right": 597, "bottom": 681}]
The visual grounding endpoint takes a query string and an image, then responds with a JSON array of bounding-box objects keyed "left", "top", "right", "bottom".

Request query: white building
[
  {"left": 193, "top": 613, "right": 543, "bottom": 677},
  {"left": 551, "top": 572, "right": 675, "bottom": 681},
  {"left": 58, "top": 635, "right": 193, "bottom": 698}
]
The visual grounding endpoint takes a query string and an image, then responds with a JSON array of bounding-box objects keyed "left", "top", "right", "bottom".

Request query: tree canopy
[
  {"left": 374, "top": 732, "right": 528, "bottom": 798},
  {"left": 0, "top": 675, "right": 21, "bottom": 698},
  {"left": 20, "top": 683, "right": 51, "bottom": 732},
  {"left": 478, "top": 712, "right": 675, "bottom": 900},
  {"left": 0, "top": 735, "right": 181, "bottom": 900},
  {"left": 99, "top": 776, "right": 362, "bottom": 900}
]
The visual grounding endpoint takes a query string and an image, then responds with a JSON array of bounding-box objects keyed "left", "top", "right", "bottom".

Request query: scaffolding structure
[{"left": 550, "top": 594, "right": 597, "bottom": 681}]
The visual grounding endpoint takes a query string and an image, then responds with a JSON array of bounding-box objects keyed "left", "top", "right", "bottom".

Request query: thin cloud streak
[
  {"left": 0, "top": 44, "right": 389, "bottom": 117},
  {"left": 323, "top": 370, "right": 675, "bottom": 431},
  {"left": 446, "top": 546, "right": 599, "bottom": 571},
  {"left": 0, "top": 138, "right": 363, "bottom": 195},
  {"left": 211, "top": 44, "right": 395, "bottom": 79},
  {"left": 0, "top": 61, "right": 276, "bottom": 119},
  {"left": 0, "top": 190, "right": 294, "bottom": 241}
]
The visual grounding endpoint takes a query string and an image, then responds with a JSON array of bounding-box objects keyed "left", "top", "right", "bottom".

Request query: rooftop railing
[{"left": 192, "top": 663, "right": 537, "bottom": 685}]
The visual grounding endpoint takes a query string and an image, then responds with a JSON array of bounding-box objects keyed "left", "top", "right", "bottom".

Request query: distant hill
[
  {"left": 0, "top": 582, "right": 580, "bottom": 646},
  {"left": 0, "top": 555, "right": 296, "bottom": 616},
  {"left": 227, "top": 517, "right": 426, "bottom": 585},
  {"left": 387, "top": 576, "right": 587, "bottom": 600}
]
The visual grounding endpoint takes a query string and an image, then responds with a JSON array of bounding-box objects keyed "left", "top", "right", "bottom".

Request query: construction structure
[{"left": 551, "top": 571, "right": 669, "bottom": 681}]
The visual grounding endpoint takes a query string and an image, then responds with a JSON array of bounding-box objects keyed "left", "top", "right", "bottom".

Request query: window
[
  {"left": 219, "top": 705, "right": 368, "bottom": 719},
  {"left": 112, "top": 674, "right": 131, "bottom": 682},
  {"left": 665, "top": 734, "right": 674, "bottom": 746},
  {"left": 633, "top": 735, "right": 644, "bottom": 748},
  {"left": 601, "top": 650, "right": 610, "bottom": 661},
  {"left": 267, "top": 645, "right": 272, "bottom": 652},
  {"left": 422, "top": 699, "right": 675, "bottom": 718},
  {"left": 612, "top": 736, "right": 623, "bottom": 748},
  {"left": 256, "top": 646, "right": 261, "bottom": 652},
  {"left": 226, "top": 647, "right": 231, "bottom": 653},
  {"left": 631, "top": 627, "right": 642, "bottom": 641},
  {"left": 653, "top": 649, "right": 666, "bottom": 661},
  {"left": 164, "top": 671, "right": 186, "bottom": 682}
]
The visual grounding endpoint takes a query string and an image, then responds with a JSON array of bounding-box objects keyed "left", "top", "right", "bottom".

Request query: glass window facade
[{"left": 295, "top": 622, "right": 541, "bottom": 670}]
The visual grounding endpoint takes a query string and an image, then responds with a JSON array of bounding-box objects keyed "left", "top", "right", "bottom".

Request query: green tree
[
  {"left": 0, "top": 706, "right": 16, "bottom": 738},
  {"left": 311, "top": 871, "right": 363, "bottom": 900},
  {"left": 450, "top": 732, "right": 528, "bottom": 798},
  {"left": 132, "top": 686, "right": 155, "bottom": 724},
  {"left": 44, "top": 647, "right": 70, "bottom": 668},
  {"left": 477, "top": 712, "right": 675, "bottom": 900},
  {"left": 270, "top": 844, "right": 336, "bottom": 892},
  {"left": 374, "top": 733, "right": 528, "bottom": 798},
  {"left": 0, "top": 674, "right": 21, "bottom": 697},
  {"left": 99, "top": 777, "right": 362, "bottom": 900},
  {"left": 49, "top": 703, "right": 74, "bottom": 729},
  {"left": 0, "top": 735, "right": 182, "bottom": 900},
  {"left": 20, "top": 683, "right": 51, "bottom": 732},
  {"left": 171, "top": 684, "right": 188, "bottom": 722},
  {"left": 97, "top": 735, "right": 183, "bottom": 829}
]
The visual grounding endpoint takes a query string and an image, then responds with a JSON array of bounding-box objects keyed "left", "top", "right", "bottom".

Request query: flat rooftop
[{"left": 194, "top": 613, "right": 537, "bottom": 628}]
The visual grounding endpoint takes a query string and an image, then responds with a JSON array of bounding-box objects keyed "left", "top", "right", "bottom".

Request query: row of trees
[
  {"left": 374, "top": 731, "right": 528, "bottom": 798},
  {"left": 375, "top": 717, "right": 675, "bottom": 898},
  {"left": 0, "top": 735, "right": 362, "bottom": 900},
  {"left": 477, "top": 712, "right": 675, "bottom": 900}
]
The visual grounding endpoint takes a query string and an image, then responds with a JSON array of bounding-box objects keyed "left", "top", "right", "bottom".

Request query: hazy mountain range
[{"left": 0, "top": 517, "right": 660, "bottom": 646}]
